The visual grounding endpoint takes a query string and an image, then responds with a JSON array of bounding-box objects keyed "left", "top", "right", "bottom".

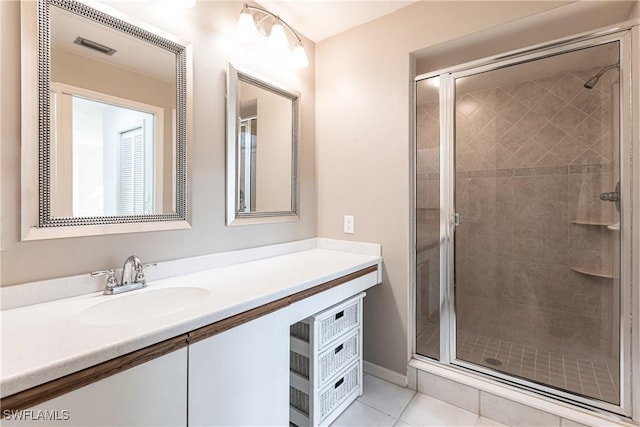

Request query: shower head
[
  {"left": 583, "top": 76, "right": 600, "bottom": 90},
  {"left": 583, "top": 63, "right": 619, "bottom": 89}
]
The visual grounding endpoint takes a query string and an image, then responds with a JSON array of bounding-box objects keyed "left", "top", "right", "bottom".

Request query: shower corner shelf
[
  {"left": 569, "top": 266, "right": 614, "bottom": 279},
  {"left": 570, "top": 219, "right": 613, "bottom": 226},
  {"left": 570, "top": 220, "right": 619, "bottom": 231}
]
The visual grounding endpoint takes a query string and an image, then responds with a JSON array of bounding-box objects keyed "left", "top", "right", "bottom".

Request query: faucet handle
[
  {"left": 91, "top": 268, "right": 117, "bottom": 279},
  {"left": 135, "top": 263, "right": 158, "bottom": 284},
  {"left": 91, "top": 269, "right": 118, "bottom": 292}
]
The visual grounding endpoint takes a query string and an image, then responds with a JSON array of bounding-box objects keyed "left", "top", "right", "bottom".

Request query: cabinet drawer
[
  {"left": 316, "top": 295, "right": 361, "bottom": 349},
  {"left": 290, "top": 330, "right": 360, "bottom": 388},
  {"left": 319, "top": 360, "right": 361, "bottom": 422},
  {"left": 289, "top": 293, "right": 362, "bottom": 349},
  {"left": 318, "top": 331, "right": 360, "bottom": 387},
  {"left": 289, "top": 360, "right": 361, "bottom": 425},
  {"left": 289, "top": 361, "right": 362, "bottom": 425}
]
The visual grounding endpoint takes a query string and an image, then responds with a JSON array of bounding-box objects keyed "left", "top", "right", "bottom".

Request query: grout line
[
  {"left": 395, "top": 390, "right": 419, "bottom": 426},
  {"left": 356, "top": 375, "right": 417, "bottom": 421},
  {"left": 353, "top": 398, "right": 401, "bottom": 422}
]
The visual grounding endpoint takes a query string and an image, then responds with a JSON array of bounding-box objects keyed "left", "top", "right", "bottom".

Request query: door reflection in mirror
[
  {"left": 239, "top": 111, "right": 257, "bottom": 213},
  {"left": 237, "top": 80, "right": 293, "bottom": 213},
  {"left": 50, "top": 83, "right": 164, "bottom": 217}
]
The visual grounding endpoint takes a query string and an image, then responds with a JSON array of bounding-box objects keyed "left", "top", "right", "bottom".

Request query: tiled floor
[
  {"left": 330, "top": 374, "right": 508, "bottom": 427},
  {"left": 417, "top": 323, "right": 619, "bottom": 404}
]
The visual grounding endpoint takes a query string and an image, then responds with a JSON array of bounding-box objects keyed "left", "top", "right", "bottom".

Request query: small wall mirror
[
  {"left": 21, "top": 0, "right": 192, "bottom": 239},
  {"left": 226, "top": 63, "right": 299, "bottom": 225}
]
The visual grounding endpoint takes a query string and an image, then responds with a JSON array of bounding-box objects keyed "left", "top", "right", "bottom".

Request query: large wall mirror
[
  {"left": 226, "top": 63, "right": 299, "bottom": 225},
  {"left": 21, "top": 0, "right": 192, "bottom": 239}
]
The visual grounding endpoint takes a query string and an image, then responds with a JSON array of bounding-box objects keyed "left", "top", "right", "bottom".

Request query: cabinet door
[
  {"left": 3, "top": 348, "right": 188, "bottom": 427},
  {"left": 188, "top": 308, "right": 289, "bottom": 426}
]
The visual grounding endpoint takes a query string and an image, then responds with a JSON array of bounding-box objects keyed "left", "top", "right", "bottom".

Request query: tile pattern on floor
[
  {"left": 330, "top": 374, "right": 508, "bottom": 427},
  {"left": 416, "top": 323, "right": 619, "bottom": 404}
]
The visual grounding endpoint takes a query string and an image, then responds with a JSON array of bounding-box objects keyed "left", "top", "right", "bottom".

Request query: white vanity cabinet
[
  {"left": 187, "top": 308, "right": 291, "bottom": 426},
  {"left": 1, "top": 249, "right": 381, "bottom": 427},
  {"left": 3, "top": 348, "right": 188, "bottom": 427}
]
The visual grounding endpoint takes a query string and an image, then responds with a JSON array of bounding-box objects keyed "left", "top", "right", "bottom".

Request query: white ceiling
[
  {"left": 255, "top": 0, "right": 417, "bottom": 43},
  {"left": 51, "top": 6, "right": 175, "bottom": 83}
]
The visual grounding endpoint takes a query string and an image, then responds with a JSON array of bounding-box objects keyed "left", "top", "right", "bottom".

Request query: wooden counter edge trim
[
  {"left": 0, "top": 335, "right": 188, "bottom": 414},
  {"left": 187, "top": 298, "right": 289, "bottom": 344},
  {"left": 288, "top": 264, "right": 378, "bottom": 304},
  {"left": 187, "top": 264, "right": 377, "bottom": 345},
  {"left": 1, "top": 264, "right": 379, "bottom": 414}
]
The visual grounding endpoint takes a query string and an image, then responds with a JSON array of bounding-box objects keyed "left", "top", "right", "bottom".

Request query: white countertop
[{"left": 1, "top": 242, "right": 381, "bottom": 398}]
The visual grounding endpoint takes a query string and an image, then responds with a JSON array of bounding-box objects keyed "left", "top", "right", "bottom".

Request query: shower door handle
[
  {"left": 600, "top": 181, "right": 621, "bottom": 212},
  {"left": 599, "top": 192, "right": 619, "bottom": 202},
  {"left": 453, "top": 212, "right": 462, "bottom": 227}
]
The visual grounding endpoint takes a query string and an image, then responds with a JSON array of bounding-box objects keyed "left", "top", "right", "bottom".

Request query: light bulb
[
  {"left": 269, "top": 21, "right": 289, "bottom": 50},
  {"left": 236, "top": 8, "right": 258, "bottom": 41},
  {"left": 292, "top": 43, "right": 308, "bottom": 68}
]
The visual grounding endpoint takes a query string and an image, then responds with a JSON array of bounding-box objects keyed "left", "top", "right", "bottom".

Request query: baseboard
[{"left": 363, "top": 360, "right": 408, "bottom": 387}]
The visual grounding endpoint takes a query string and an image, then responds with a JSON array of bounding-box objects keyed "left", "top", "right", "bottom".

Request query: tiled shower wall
[
  {"left": 416, "top": 96, "right": 441, "bottom": 342},
  {"left": 416, "top": 68, "right": 618, "bottom": 364}
]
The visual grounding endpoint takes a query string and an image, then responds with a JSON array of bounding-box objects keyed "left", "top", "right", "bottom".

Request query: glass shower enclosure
[{"left": 415, "top": 27, "right": 635, "bottom": 416}]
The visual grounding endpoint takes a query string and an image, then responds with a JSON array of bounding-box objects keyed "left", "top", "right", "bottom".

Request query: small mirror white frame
[{"left": 226, "top": 63, "right": 299, "bottom": 226}]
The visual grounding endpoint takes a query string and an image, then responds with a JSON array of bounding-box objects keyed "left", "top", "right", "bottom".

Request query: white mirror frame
[
  {"left": 226, "top": 63, "right": 300, "bottom": 226},
  {"left": 20, "top": 0, "right": 193, "bottom": 240}
]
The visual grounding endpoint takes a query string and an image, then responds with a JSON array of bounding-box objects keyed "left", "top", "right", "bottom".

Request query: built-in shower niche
[{"left": 568, "top": 166, "right": 616, "bottom": 278}]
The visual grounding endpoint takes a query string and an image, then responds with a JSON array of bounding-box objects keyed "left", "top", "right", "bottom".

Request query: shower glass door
[
  {"left": 452, "top": 41, "right": 621, "bottom": 405},
  {"left": 415, "top": 76, "right": 442, "bottom": 360}
]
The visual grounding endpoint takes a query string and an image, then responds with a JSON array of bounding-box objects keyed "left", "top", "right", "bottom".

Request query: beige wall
[
  {"left": 629, "top": 1, "right": 640, "bottom": 18},
  {"left": 255, "top": 89, "right": 293, "bottom": 212},
  {"left": 0, "top": 0, "right": 316, "bottom": 286},
  {"left": 414, "top": 1, "right": 637, "bottom": 76},
  {"left": 315, "top": 1, "right": 630, "bottom": 376}
]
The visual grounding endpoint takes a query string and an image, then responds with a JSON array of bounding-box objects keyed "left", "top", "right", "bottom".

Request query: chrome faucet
[
  {"left": 91, "top": 255, "right": 157, "bottom": 295},
  {"left": 122, "top": 255, "right": 145, "bottom": 287}
]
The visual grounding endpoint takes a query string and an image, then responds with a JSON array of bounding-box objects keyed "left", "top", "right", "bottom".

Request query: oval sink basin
[{"left": 79, "top": 287, "right": 210, "bottom": 326}]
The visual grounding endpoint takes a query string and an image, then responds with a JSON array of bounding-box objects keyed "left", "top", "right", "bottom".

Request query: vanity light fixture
[
  {"left": 236, "top": 4, "right": 309, "bottom": 68},
  {"left": 163, "top": 0, "right": 196, "bottom": 8}
]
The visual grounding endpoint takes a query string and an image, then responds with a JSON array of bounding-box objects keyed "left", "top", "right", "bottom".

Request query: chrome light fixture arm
[
  {"left": 241, "top": 4, "right": 303, "bottom": 43},
  {"left": 237, "top": 3, "right": 309, "bottom": 68}
]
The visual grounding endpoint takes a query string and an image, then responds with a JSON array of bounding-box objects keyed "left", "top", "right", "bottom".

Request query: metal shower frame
[{"left": 412, "top": 22, "right": 639, "bottom": 420}]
